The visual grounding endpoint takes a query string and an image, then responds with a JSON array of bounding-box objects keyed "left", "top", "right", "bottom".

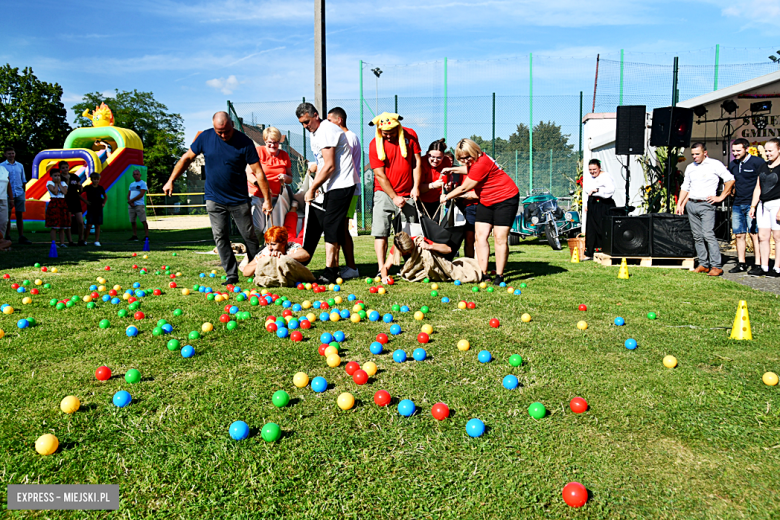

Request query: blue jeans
[{"left": 732, "top": 204, "right": 757, "bottom": 235}]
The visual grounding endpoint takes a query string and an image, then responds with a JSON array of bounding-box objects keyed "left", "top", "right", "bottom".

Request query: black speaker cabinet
[
  {"left": 649, "top": 213, "right": 695, "bottom": 257},
  {"left": 603, "top": 215, "right": 651, "bottom": 256},
  {"left": 650, "top": 107, "right": 694, "bottom": 148},
  {"left": 615, "top": 105, "right": 646, "bottom": 155}
]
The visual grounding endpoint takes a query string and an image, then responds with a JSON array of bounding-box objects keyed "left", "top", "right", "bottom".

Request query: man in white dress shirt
[
  {"left": 582, "top": 159, "right": 616, "bottom": 259},
  {"left": 675, "top": 143, "right": 735, "bottom": 276}
]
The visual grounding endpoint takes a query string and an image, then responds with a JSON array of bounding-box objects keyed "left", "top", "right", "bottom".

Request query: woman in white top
[{"left": 582, "top": 159, "right": 616, "bottom": 259}]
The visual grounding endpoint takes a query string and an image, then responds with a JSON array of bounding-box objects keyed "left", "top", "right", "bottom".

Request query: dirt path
[{"left": 148, "top": 215, "right": 211, "bottom": 230}]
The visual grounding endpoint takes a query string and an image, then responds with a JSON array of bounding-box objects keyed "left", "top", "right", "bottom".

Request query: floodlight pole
[{"left": 315, "top": 0, "right": 327, "bottom": 114}]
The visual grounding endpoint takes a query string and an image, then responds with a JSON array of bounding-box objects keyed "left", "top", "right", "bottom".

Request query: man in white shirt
[
  {"left": 582, "top": 159, "right": 616, "bottom": 259},
  {"left": 295, "top": 102, "right": 357, "bottom": 284},
  {"left": 676, "top": 143, "right": 735, "bottom": 276},
  {"left": 0, "top": 163, "right": 10, "bottom": 246}
]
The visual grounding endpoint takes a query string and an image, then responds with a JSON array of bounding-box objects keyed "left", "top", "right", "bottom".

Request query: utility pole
[{"left": 314, "top": 0, "right": 327, "bottom": 114}]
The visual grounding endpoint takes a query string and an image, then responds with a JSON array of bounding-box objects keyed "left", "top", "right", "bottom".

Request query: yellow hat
[{"left": 369, "top": 112, "right": 406, "bottom": 161}]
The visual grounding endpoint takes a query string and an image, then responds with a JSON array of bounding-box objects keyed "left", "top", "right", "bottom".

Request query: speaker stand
[{"left": 622, "top": 154, "right": 636, "bottom": 214}]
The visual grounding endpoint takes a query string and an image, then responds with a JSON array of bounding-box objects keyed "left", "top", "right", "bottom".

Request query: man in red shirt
[{"left": 368, "top": 112, "right": 422, "bottom": 282}]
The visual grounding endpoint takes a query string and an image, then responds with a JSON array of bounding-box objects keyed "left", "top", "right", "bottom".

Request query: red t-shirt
[
  {"left": 466, "top": 153, "right": 519, "bottom": 206},
  {"left": 420, "top": 154, "right": 452, "bottom": 203},
  {"left": 369, "top": 127, "right": 422, "bottom": 196},
  {"left": 247, "top": 147, "right": 290, "bottom": 197}
]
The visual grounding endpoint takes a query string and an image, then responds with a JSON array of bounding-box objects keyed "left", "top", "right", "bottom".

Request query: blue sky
[{"left": 4, "top": 0, "right": 780, "bottom": 148}]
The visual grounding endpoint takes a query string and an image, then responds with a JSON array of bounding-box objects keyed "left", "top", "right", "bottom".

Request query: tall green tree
[
  {"left": 471, "top": 120, "right": 575, "bottom": 156},
  {"left": 72, "top": 90, "right": 185, "bottom": 193},
  {"left": 0, "top": 65, "right": 71, "bottom": 172}
]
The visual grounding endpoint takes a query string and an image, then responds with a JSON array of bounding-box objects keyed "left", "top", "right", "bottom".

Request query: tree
[
  {"left": 0, "top": 65, "right": 71, "bottom": 172},
  {"left": 72, "top": 90, "right": 186, "bottom": 193}
]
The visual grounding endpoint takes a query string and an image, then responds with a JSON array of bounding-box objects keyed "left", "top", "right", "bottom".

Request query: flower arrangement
[{"left": 638, "top": 147, "right": 684, "bottom": 214}]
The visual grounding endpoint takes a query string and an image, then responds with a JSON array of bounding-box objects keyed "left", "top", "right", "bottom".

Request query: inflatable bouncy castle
[{"left": 17, "top": 103, "right": 147, "bottom": 231}]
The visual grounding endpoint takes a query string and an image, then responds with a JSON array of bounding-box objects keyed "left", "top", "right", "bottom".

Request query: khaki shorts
[
  {"left": 371, "top": 191, "right": 418, "bottom": 238},
  {"left": 129, "top": 205, "right": 147, "bottom": 223}
]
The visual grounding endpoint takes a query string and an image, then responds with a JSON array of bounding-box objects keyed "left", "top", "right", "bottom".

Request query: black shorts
[
  {"left": 475, "top": 193, "right": 520, "bottom": 227},
  {"left": 302, "top": 186, "right": 354, "bottom": 259},
  {"left": 66, "top": 198, "right": 83, "bottom": 214},
  {"left": 86, "top": 210, "right": 103, "bottom": 226}
]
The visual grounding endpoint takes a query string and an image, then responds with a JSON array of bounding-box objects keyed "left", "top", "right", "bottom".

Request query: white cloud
[
  {"left": 721, "top": 0, "right": 780, "bottom": 27},
  {"left": 206, "top": 75, "right": 240, "bottom": 95}
]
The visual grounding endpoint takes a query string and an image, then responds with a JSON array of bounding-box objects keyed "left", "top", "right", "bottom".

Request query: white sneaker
[
  {"left": 340, "top": 266, "right": 360, "bottom": 280},
  {"left": 94, "top": 241, "right": 101, "bottom": 246},
  {"left": 59, "top": 243, "right": 67, "bottom": 248}
]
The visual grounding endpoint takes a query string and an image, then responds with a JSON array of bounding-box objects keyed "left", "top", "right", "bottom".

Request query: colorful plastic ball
[
  {"left": 320, "top": 333, "right": 333, "bottom": 344},
  {"left": 489, "top": 318, "right": 500, "bottom": 328},
  {"left": 400, "top": 305, "right": 410, "bottom": 313},
  {"left": 503, "top": 375, "right": 519, "bottom": 389},
  {"left": 463, "top": 418, "right": 485, "bottom": 438},
  {"left": 663, "top": 355, "right": 678, "bottom": 368},
  {"left": 647, "top": 312, "right": 657, "bottom": 320},
  {"left": 368, "top": 311, "right": 380, "bottom": 322},
  {"left": 293, "top": 372, "right": 309, "bottom": 388},
  {"left": 363, "top": 361, "right": 377, "bottom": 377},
  {"left": 374, "top": 390, "right": 391, "bottom": 406},
  {"left": 763, "top": 372, "right": 779, "bottom": 386},
  {"left": 334, "top": 392, "right": 355, "bottom": 410},
  {"left": 229, "top": 420, "right": 249, "bottom": 440},
  {"left": 261, "top": 422, "right": 282, "bottom": 442},
  {"left": 412, "top": 348, "right": 427, "bottom": 361},
  {"left": 393, "top": 350, "right": 407, "bottom": 363},
  {"left": 369, "top": 341, "right": 383, "bottom": 355},
  {"left": 562, "top": 482, "right": 588, "bottom": 508},
  {"left": 352, "top": 369, "right": 368, "bottom": 385},
  {"left": 167, "top": 339, "right": 180, "bottom": 351},
  {"left": 577, "top": 320, "right": 588, "bottom": 330},
  {"left": 60, "top": 396, "right": 80, "bottom": 414},
  {"left": 311, "top": 376, "right": 328, "bottom": 393},
  {"left": 398, "top": 399, "right": 416, "bottom": 417},
  {"left": 333, "top": 330, "right": 346, "bottom": 342},
  {"left": 290, "top": 330, "right": 303, "bottom": 342},
  {"left": 578, "top": 304, "right": 587, "bottom": 311},
  {"left": 117, "top": 309, "right": 128, "bottom": 318},
  {"left": 126, "top": 326, "right": 139, "bottom": 337},
  {"left": 201, "top": 322, "right": 214, "bottom": 332},
  {"left": 420, "top": 306, "right": 430, "bottom": 314},
  {"left": 569, "top": 397, "right": 588, "bottom": 413},
  {"left": 381, "top": 313, "right": 392, "bottom": 324},
  {"left": 389, "top": 324, "right": 402, "bottom": 335},
  {"left": 272, "top": 390, "right": 291, "bottom": 408},
  {"left": 466, "top": 302, "right": 476, "bottom": 310},
  {"left": 376, "top": 333, "right": 389, "bottom": 344},
  {"left": 181, "top": 345, "right": 195, "bottom": 358},
  {"left": 614, "top": 317, "right": 625, "bottom": 326},
  {"left": 414, "top": 311, "right": 425, "bottom": 320},
  {"left": 345, "top": 361, "right": 360, "bottom": 375},
  {"left": 113, "top": 390, "right": 132, "bottom": 408},
  {"left": 153, "top": 327, "right": 163, "bottom": 336},
  {"left": 431, "top": 403, "right": 450, "bottom": 421},
  {"left": 454, "top": 280, "right": 462, "bottom": 286},
  {"left": 35, "top": 434, "right": 59, "bottom": 455},
  {"left": 162, "top": 324, "right": 173, "bottom": 334},
  {"left": 17, "top": 318, "right": 29, "bottom": 329},
  {"left": 276, "top": 327, "right": 289, "bottom": 338},
  {"left": 326, "top": 354, "right": 341, "bottom": 368},
  {"left": 478, "top": 350, "right": 492, "bottom": 363},
  {"left": 528, "top": 402, "right": 547, "bottom": 419},
  {"left": 625, "top": 338, "right": 638, "bottom": 350},
  {"left": 124, "top": 368, "right": 141, "bottom": 384},
  {"left": 521, "top": 313, "right": 531, "bottom": 323},
  {"left": 457, "top": 339, "right": 470, "bottom": 351},
  {"left": 319, "top": 312, "right": 329, "bottom": 322},
  {"left": 507, "top": 355, "right": 523, "bottom": 367},
  {"left": 99, "top": 319, "right": 110, "bottom": 329},
  {"left": 324, "top": 346, "right": 338, "bottom": 357},
  {"left": 417, "top": 333, "right": 430, "bottom": 345}
]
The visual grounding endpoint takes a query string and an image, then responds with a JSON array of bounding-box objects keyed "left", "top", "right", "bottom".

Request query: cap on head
[{"left": 369, "top": 112, "right": 406, "bottom": 161}]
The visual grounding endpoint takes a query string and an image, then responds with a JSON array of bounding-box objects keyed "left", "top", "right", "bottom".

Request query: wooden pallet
[{"left": 594, "top": 253, "right": 695, "bottom": 269}]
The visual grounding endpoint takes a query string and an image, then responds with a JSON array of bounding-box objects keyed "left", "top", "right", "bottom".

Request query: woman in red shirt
[
  {"left": 442, "top": 138, "right": 519, "bottom": 285},
  {"left": 247, "top": 127, "right": 293, "bottom": 242},
  {"left": 418, "top": 139, "right": 451, "bottom": 218}
]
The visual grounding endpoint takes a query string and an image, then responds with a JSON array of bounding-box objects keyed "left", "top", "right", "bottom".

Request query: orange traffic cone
[{"left": 730, "top": 300, "right": 752, "bottom": 340}]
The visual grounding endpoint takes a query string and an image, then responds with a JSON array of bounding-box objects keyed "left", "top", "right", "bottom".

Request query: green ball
[
  {"left": 125, "top": 369, "right": 141, "bottom": 384},
  {"left": 221, "top": 275, "right": 227, "bottom": 280},
  {"left": 165, "top": 270, "right": 171, "bottom": 275},
  {"left": 56, "top": 302, "right": 65, "bottom": 310},
  {"left": 128, "top": 302, "right": 139, "bottom": 311},
  {"left": 472, "top": 286, "right": 480, "bottom": 293},
  {"left": 118, "top": 309, "right": 128, "bottom": 318},
  {"left": 423, "top": 278, "right": 430, "bottom": 283},
  {"left": 430, "top": 290, "right": 438, "bottom": 297},
  {"left": 274, "top": 299, "right": 283, "bottom": 306},
  {"left": 192, "top": 284, "right": 200, "bottom": 291},
  {"left": 207, "top": 293, "right": 215, "bottom": 301},
  {"left": 247, "top": 278, "right": 254, "bottom": 283},
  {"left": 392, "top": 304, "right": 400, "bottom": 312},
  {"left": 329, "top": 341, "right": 340, "bottom": 350},
  {"left": 155, "top": 271, "right": 161, "bottom": 275},
  {"left": 49, "top": 299, "right": 57, "bottom": 306},
  {"left": 34, "top": 263, "right": 41, "bottom": 268},
  {"left": 528, "top": 402, "right": 546, "bottom": 420},
  {"left": 358, "top": 310, "right": 367, "bottom": 319},
  {"left": 173, "top": 309, "right": 183, "bottom": 317},
  {"left": 250, "top": 297, "right": 259, "bottom": 306},
  {"left": 43, "top": 283, "right": 51, "bottom": 289},
  {"left": 167, "top": 339, "right": 180, "bottom": 351},
  {"left": 272, "top": 390, "right": 290, "bottom": 408},
  {"left": 66, "top": 301, "right": 75, "bottom": 308},
  {"left": 519, "top": 283, "right": 527, "bottom": 288},
  {"left": 226, "top": 321, "right": 237, "bottom": 331},
  {"left": 327, "top": 298, "right": 335, "bottom": 306},
  {"left": 26, "top": 317, "right": 36, "bottom": 326},
  {"left": 99, "top": 319, "right": 110, "bottom": 329},
  {"left": 236, "top": 294, "right": 246, "bottom": 302},
  {"left": 420, "top": 306, "right": 430, "bottom": 314},
  {"left": 172, "top": 252, "right": 177, "bottom": 256},
  {"left": 261, "top": 422, "right": 282, "bottom": 442},
  {"left": 365, "top": 277, "right": 373, "bottom": 284},
  {"left": 140, "top": 270, "right": 147, "bottom": 275},
  {"left": 487, "top": 287, "right": 495, "bottom": 293},
  {"left": 22, "top": 280, "right": 30, "bottom": 286},
  {"left": 647, "top": 312, "right": 657, "bottom": 320},
  {"left": 153, "top": 327, "right": 163, "bottom": 336},
  {"left": 188, "top": 330, "right": 200, "bottom": 340},
  {"left": 280, "top": 296, "right": 288, "bottom": 302},
  {"left": 509, "top": 354, "right": 523, "bottom": 367},
  {"left": 71, "top": 295, "right": 79, "bottom": 302},
  {"left": 157, "top": 319, "right": 167, "bottom": 327},
  {"left": 86, "top": 302, "right": 96, "bottom": 309}
]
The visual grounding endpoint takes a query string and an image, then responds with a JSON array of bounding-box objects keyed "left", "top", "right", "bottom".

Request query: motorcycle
[{"left": 509, "top": 191, "right": 581, "bottom": 250}]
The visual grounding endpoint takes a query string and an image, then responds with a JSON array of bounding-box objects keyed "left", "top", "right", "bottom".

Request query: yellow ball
[
  {"left": 663, "top": 355, "right": 678, "bottom": 368},
  {"left": 143, "top": 255, "right": 149, "bottom": 259},
  {"left": 577, "top": 320, "right": 588, "bottom": 330},
  {"left": 261, "top": 289, "right": 269, "bottom": 295},
  {"left": 458, "top": 301, "right": 467, "bottom": 310},
  {"left": 202, "top": 322, "right": 214, "bottom": 332},
  {"left": 328, "top": 284, "right": 335, "bottom": 290},
  {"left": 431, "top": 283, "right": 439, "bottom": 290},
  {"left": 350, "top": 313, "right": 361, "bottom": 323},
  {"left": 303, "top": 300, "right": 312, "bottom": 309},
  {"left": 334, "top": 296, "right": 343, "bottom": 304},
  {"left": 507, "top": 287, "right": 514, "bottom": 294},
  {"left": 304, "top": 283, "right": 312, "bottom": 290},
  {"left": 521, "top": 313, "right": 531, "bottom": 323},
  {"left": 337, "top": 392, "right": 355, "bottom": 410},
  {"left": 0, "top": 329, "right": 4, "bottom": 339},
  {"left": 51, "top": 267, "right": 58, "bottom": 273},
  {"left": 763, "top": 372, "right": 779, "bottom": 386},
  {"left": 327, "top": 353, "right": 341, "bottom": 368},
  {"left": 3, "top": 306, "right": 14, "bottom": 315},
  {"left": 306, "top": 312, "right": 317, "bottom": 322},
  {"left": 414, "top": 311, "right": 424, "bottom": 321},
  {"left": 60, "top": 396, "right": 80, "bottom": 414},
  {"left": 363, "top": 361, "right": 378, "bottom": 377},
  {"left": 96, "top": 276, "right": 104, "bottom": 283},
  {"left": 479, "top": 281, "right": 487, "bottom": 289},
  {"left": 457, "top": 339, "right": 470, "bottom": 351},
  {"left": 35, "top": 434, "right": 59, "bottom": 455},
  {"left": 176, "top": 272, "right": 182, "bottom": 277},
  {"left": 98, "top": 285, "right": 106, "bottom": 292},
  {"left": 293, "top": 372, "right": 309, "bottom": 388},
  {"left": 336, "top": 277, "right": 344, "bottom": 285},
  {"left": 211, "top": 270, "right": 217, "bottom": 274},
  {"left": 113, "top": 285, "right": 121, "bottom": 291},
  {"left": 81, "top": 295, "right": 91, "bottom": 303},
  {"left": 122, "top": 293, "right": 131, "bottom": 300},
  {"left": 214, "top": 294, "right": 224, "bottom": 302},
  {"left": 182, "top": 288, "right": 190, "bottom": 295},
  {"left": 377, "top": 287, "right": 386, "bottom": 295},
  {"left": 284, "top": 315, "right": 293, "bottom": 323},
  {"left": 352, "top": 304, "right": 363, "bottom": 313},
  {"left": 421, "top": 324, "right": 433, "bottom": 334},
  {"left": 374, "top": 276, "right": 381, "bottom": 283},
  {"left": 23, "top": 297, "right": 32, "bottom": 304},
  {"left": 324, "top": 346, "right": 339, "bottom": 357},
  {"left": 34, "top": 279, "right": 42, "bottom": 286},
  {"left": 330, "top": 312, "right": 340, "bottom": 322}
]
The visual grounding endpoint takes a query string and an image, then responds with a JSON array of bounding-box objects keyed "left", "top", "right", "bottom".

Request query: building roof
[{"left": 678, "top": 69, "right": 780, "bottom": 109}]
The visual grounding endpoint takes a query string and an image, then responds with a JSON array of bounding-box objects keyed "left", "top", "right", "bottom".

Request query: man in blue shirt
[
  {"left": 164, "top": 112, "right": 272, "bottom": 284},
  {"left": 728, "top": 138, "right": 763, "bottom": 273},
  {"left": 2, "top": 146, "right": 32, "bottom": 244}
]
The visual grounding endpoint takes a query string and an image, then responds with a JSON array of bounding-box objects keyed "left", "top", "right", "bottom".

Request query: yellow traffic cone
[
  {"left": 571, "top": 246, "right": 580, "bottom": 263},
  {"left": 729, "top": 300, "right": 752, "bottom": 340},
  {"left": 617, "top": 258, "right": 629, "bottom": 279}
]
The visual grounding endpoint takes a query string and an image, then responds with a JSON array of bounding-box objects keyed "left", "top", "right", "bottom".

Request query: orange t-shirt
[{"left": 247, "top": 147, "right": 290, "bottom": 197}]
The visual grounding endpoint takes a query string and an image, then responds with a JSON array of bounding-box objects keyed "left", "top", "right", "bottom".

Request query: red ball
[
  {"left": 132, "top": 253, "right": 137, "bottom": 257},
  {"left": 169, "top": 282, "right": 177, "bottom": 289},
  {"left": 266, "top": 322, "right": 278, "bottom": 333},
  {"left": 345, "top": 361, "right": 360, "bottom": 375},
  {"left": 387, "top": 277, "right": 394, "bottom": 285},
  {"left": 104, "top": 266, "right": 111, "bottom": 271},
  {"left": 224, "top": 304, "right": 232, "bottom": 312},
  {"left": 259, "top": 298, "right": 268, "bottom": 306},
  {"left": 369, "top": 286, "right": 378, "bottom": 294},
  {"left": 431, "top": 402, "right": 450, "bottom": 421},
  {"left": 373, "top": 390, "right": 391, "bottom": 407},
  {"left": 578, "top": 304, "right": 587, "bottom": 311},
  {"left": 300, "top": 319, "right": 311, "bottom": 330},
  {"left": 562, "top": 482, "right": 588, "bottom": 508},
  {"left": 376, "top": 333, "right": 389, "bottom": 344},
  {"left": 31, "top": 288, "right": 39, "bottom": 295},
  {"left": 108, "top": 289, "right": 117, "bottom": 297},
  {"left": 467, "top": 302, "right": 476, "bottom": 310},
  {"left": 219, "top": 314, "right": 230, "bottom": 323},
  {"left": 91, "top": 292, "right": 99, "bottom": 299},
  {"left": 569, "top": 397, "right": 588, "bottom": 414},
  {"left": 153, "top": 289, "right": 162, "bottom": 296},
  {"left": 417, "top": 332, "right": 430, "bottom": 344},
  {"left": 170, "top": 274, "right": 176, "bottom": 279},
  {"left": 271, "top": 294, "right": 279, "bottom": 301},
  {"left": 320, "top": 303, "right": 329, "bottom": 310},
  {"left": 318, "top": 343, "right": 328, "bottom": 356},
  {"left": 134, "top": 311, "right": 145, "bottom": 320},
  {"left": 297, "top": 284, "right": 305, "bottom": 290},
  {"left": 282, "top": 309, "right": 293, "bottom": 317},
  {"left": 353, "top": 369, "right": 368, "bottom": 385},
  {"left": 290, "top": 330, "right": 303, "bottom": 342},
  {"left": 11, "top": 283, "right": 19, "bottom": 290},
  {"left": 3, "top": 273, "right": 10, "bottom": 278},
  {"left": 489, "top": 318, "right": 500, "bottom": 328},
  {"left": 95, "top": 366, "right": 112, "bottom": 381},
  {"left": 226, "top": 284, "right": 234, "bottom": 291},
  {"left": 41, "top": 267, "right": 48, "bottom": 272},
  {"left": 128, "top": 297, "right": 137, "bottom": 304}
]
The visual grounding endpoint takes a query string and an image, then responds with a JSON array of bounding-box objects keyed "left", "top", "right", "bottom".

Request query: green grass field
[{"left": 1, "top": 231, "right": 779, "bottom": 519}]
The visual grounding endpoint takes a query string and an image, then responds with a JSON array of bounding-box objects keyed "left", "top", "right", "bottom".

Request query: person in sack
[{"left": 240, "top": 226, "right": 315, "bottom": 287}]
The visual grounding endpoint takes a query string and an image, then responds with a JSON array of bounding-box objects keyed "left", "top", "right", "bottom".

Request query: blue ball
[
  {"left": 478, "top": 350, "right": 492, "bottom": 363},
  {"left": 383, "top": 313, "right": 394, "bottom": 323},
  {"left": 320, "top": 332, "right": 333, "bottom": 344},
  {"left": 369, "top": 341, "right": 383, "bottom": 355},
  {"left": 102, "top": 295, "right": 111, "bottom": 302},
  {"left": 229, "top": 420, "right": 249, "bottom": 440},
  {"left": 276, "top": 327, "right": 289, "bottom": 339},
  {"left": 614, "top": 317, "right": 625, "bottom": 326},
  {"left": 17, "top": 319, "right": 29, "bottom": 329},
  {"left": 347, "top": 294, "right": 356, "bottom": 301},
  {"left": 339, "top": 309, "right": 350, "bottom": 319},
  {"left": 499, "top": 282, "right": 507, "bottom": 288},
  {"left": 313, "top": 301, "right": 322, "bottom": 309},
  {"left": 206, "top": 287, "right": 215, "bottom": 294},
  {"left": 0, "top": 304, "right": 7, "bottom": 311},
  {"left": 393, "top": 349, "right": 407, "bottom": 363},
  {"left": 199, "top": 273, "right": 205, "bottom": 278},
  {"left": 292, "top": 304, "right": 302, "bottom": 312},
  {"left": 137, "top": 290, "right": 146, "bottom": 298},
  {"left": 181, "top": 345, "right": 195, "bottom": 358},
  {"left": 126, "top": 326, "right": 138, "bottom": 337},
  {"left": 625, "top": 338, "right": 638, "bottom": 350},
  {"left": 311, "top": 376, "right": 328, "bottom": 393},
  {"left": 319, "top": 312, "right": 330, "bottom": 322},
  {"left": 389, "top": 324, "right": 402, "bottom": 335},
  {"left": 275, "top": 318, "right": 286, "bottom": 327},
  {"left": 412, "top": 348, "right": 427, "bottom": 361},
  {"left": 398, "top": 399, "right": 416, "bottom": 417},
  {"left": 441, "top": 297, "right": 450, "bottom": 303},
  {"left": 162, "top": 324, "right": 173, "bottom": 334},
  {"left": 368, "top": 311, "right": 380, "bottom": 322},
  {"left": 198, "top": 286, "right": 206, "bottom": 293},
  {"left": 333, "top": 331, "right": 345, "bottom": 342},
  {"left": 209, "top": 273, "right": 216, "bottom": 278},
  {"left": 333, "top": 285, "right": 341, "bottom": 292},
  {"left": 454, "top": 280, "right": 462, "bottom": 286},
  {"left": 466, "top": 418, "right": 485, "bottom": 437},
  {"left": 132, "top": 282, "right": 141, "bottom": 289},
  {"left": 502, "top": 375, "right": 519, "bottom": 390},
  {"left": 229, "top": 305, "right": 239, "bottom": 314},
  {"left": 233, "top": 287, "right": 241, "bottom": 293},
  {"left": 400, "top": 305, "right": 410, "bottom": 313},
  {"left": 90, "top": 285, "right": 98, "bottom": 291},
  {"left": 288, "top": 319, "right": 299, "bottom": 330},
  {"left": 111, "top": 297, "right": 121, "bottom": 305},
  {"left": 17, "top": 287, "right": 25, "bottom": 293},
  {"left": 282, "top": 300, "right": 292, "bottom": 308},
  {"left": 113, "top": 390, "right": 132, "bottom": 408},
  {"left": 513, "top": 289, "right": 521, "bottom": 295}
]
